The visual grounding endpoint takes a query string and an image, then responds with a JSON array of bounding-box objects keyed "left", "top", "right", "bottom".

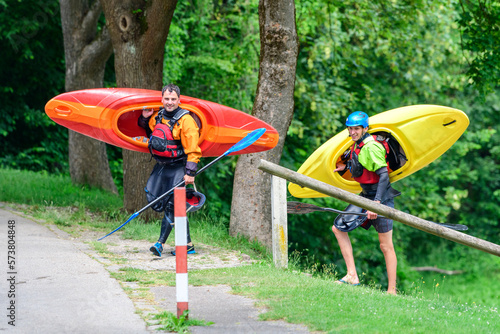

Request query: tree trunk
[
  {"left": 101, "top": 0, "right": 177, "bottom": 218},
  {"left": 229, "top": 0, "right": 298, "bottom": 248},
  {"left": 60, "top": 0, "right": 117, "bottom": 194}
]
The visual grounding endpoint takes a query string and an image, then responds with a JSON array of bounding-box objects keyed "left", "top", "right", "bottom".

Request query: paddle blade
[
  {"left": 431, "top": 221, "right": 469, "bottom": 231},
  {"left": 287, "top": 201, "right": 327, "bottom": 214},
  {"left": 97, "top": 212, "right": 139, "bottom": 241},
  {"left": 225, "top": 128, "right": 266, "bottom": 155}
]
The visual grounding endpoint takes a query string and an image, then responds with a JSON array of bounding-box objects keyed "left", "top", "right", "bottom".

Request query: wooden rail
[{"left": 259, "top": 159, "right": 500, "bottom": 258}]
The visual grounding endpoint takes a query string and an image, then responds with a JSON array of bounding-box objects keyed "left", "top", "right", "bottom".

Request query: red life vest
[
  {"left": 350, "top": 135, "right": 390, "bottom": 184},
  {"left": 148, "top": 109, "right": 190, "bottom": 159}
]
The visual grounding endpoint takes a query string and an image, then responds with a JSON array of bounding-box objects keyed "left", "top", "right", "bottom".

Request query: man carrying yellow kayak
[{"left": 333, "top": 111, "right": 401, "bottom": 295}]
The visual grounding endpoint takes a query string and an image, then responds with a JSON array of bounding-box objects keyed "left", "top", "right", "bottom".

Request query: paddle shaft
[
  {"left": 138, "top": 128, "right": 267, "bottom": 214},
  {"left": 98, "top": 128, "right": 267, "bottom": 241},
  {"left": 137, "top": 154, "right": 225, "bottom": 215},
  {"left": 287, "top": 201, "right": 468, "bottom": 231},
  {"left": 97, "top": 157, "right": 221, "bottom": 241},
  {"left": 287, "top": 201, "right": 371, "bottom": 216}
]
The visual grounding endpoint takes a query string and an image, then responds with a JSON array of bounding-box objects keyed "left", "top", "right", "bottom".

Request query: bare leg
[
  {"left": 378, "top": 230, "right": 397, "bottom": 294},
  {"left": 332, "top": 226, "right": 359, "bottom": 284}
]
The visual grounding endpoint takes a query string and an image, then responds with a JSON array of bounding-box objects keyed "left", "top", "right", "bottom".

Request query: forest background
[{"left": 1, "top": 0, "right": 499, "bottom": 299}]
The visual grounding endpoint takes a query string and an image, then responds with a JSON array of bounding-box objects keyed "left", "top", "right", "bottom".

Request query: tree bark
[
  {"left": 60, "top": 0, "right": 117, "bottom": 194},
  {"left": 229, "top": 0, "right": 298, "bottom": 248},
  {"left": 100, "top": 0, "right": 177, "bottom": 217}
]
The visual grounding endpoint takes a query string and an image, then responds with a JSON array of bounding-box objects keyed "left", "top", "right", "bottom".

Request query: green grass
[
  {"left": 0, "top": 168, "right": 122, "bottom": 212},
  {"left": 415, "top": 272, "right": 500, "bottom": 307},
  {"left": 2, "top": 168, "right": 499, "bottom": 333},
  {"left": 187, "top": 265, "right": 499, "bottom": 333}
]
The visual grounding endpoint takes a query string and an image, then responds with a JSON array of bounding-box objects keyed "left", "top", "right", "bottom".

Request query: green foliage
[
  {"left": 399, "top": 93, "right": 500, "bottom": 259},
  {"left": 458, "top": 0, "right": 500, "bottom": 95},
  {"left": 0, "top": 0, "right": 66, "bottom": 172},
  {"left": 164, "top": 0, "right": 259, "bottom": 112},
  {"left": 287, "top": 0, "right": 466, "bottom": 161},
  {"left": 106, "top": 145, "right": 124, "bottom": 190}
]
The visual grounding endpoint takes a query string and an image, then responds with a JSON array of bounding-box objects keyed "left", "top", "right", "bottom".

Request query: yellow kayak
[{"left": 288, "top": 105, "right": 469, "bottom": 198}]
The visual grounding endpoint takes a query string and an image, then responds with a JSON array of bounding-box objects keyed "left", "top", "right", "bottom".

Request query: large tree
[
  {"left": 60, "top": 0, "right": 117, "bottom": 193},
  {"left": 100, "top": 0, "right": 178, "bottom": 217},
  {"left": 229, "top": 0, "right": 298, "bottom": 248}
]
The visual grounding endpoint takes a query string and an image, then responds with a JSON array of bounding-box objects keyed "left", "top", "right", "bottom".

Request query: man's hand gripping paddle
[
  {"left": 287, "top": 201, "right": 469, "bottom": 231},
  {"left": 98, "top": 128, "right": 268, "bottom": 241}
]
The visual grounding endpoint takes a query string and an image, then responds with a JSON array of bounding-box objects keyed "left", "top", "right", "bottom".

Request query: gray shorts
[{"left": 359, "top": 197, "right": 394, "bottom": 233}]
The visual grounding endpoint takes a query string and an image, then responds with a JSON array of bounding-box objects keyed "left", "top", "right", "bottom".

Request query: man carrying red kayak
[
  {"left": 138, "top": 84, "right": 202, "bottom": 257},
  {"left": 333, "top": 111, "right": 401, "bottom": 295}
]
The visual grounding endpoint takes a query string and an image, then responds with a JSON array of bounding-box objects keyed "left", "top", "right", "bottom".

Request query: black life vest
[
  {"left": 349, "top": 134, "right": 390, "bottom": 184},
  {"left": 148, "top": 108, "right": 190, "bottom": 160}
]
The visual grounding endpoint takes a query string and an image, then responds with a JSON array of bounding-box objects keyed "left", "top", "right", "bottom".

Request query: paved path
[
  {"left": 0, "top": 205, "right": 310, "bottom": 333},
  {"left": 0, "top": 205, "right": 149, "bottom": 333}
]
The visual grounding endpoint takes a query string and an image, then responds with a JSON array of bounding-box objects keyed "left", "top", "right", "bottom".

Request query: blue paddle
[{"left": 98, "top": 128, "right": 268, "bottom": 241}]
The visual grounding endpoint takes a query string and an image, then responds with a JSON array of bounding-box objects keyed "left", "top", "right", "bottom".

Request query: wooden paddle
[{"left": 287, "top": 201, "right": 469, "bottom": 231}]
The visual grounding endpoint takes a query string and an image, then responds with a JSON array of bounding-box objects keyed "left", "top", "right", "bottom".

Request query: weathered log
[{"left": 257, "top": 159, "right": 500, "bottom": 257}]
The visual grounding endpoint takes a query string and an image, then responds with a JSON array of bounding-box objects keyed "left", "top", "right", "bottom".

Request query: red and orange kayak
[{"left": 45, "top": 88, "right": 279, "bottom": 156}]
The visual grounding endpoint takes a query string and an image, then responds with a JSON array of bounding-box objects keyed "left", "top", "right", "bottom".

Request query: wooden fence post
[{"left": 271, "top": 175, "right": 288, "bottom": 268}]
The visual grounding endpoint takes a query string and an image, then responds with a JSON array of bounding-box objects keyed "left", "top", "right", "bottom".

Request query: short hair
[{"left": 162, "top": 84, "right": 180, "bottom": 97}]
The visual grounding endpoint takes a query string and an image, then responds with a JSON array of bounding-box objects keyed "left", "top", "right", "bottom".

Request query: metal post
[
  {"left": 271, "top": 175, "right": 288, "bottom": 268},
  {"left": 174, "top": 187, "right": 188, "bottom": 318}
]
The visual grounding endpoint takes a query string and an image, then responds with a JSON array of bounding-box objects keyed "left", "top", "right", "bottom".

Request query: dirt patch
[{"left": 58, "top": 228, "right": 255, "bottom": 272}]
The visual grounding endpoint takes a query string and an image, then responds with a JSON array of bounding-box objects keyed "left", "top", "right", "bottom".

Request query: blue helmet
[{"left": 346, "top": 111, "right": 369, "bottom": 128}]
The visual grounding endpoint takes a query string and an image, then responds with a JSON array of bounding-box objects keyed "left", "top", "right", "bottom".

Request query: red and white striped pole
[{"left": 174, "top": 187, "right": 188, "bottom": 318}]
